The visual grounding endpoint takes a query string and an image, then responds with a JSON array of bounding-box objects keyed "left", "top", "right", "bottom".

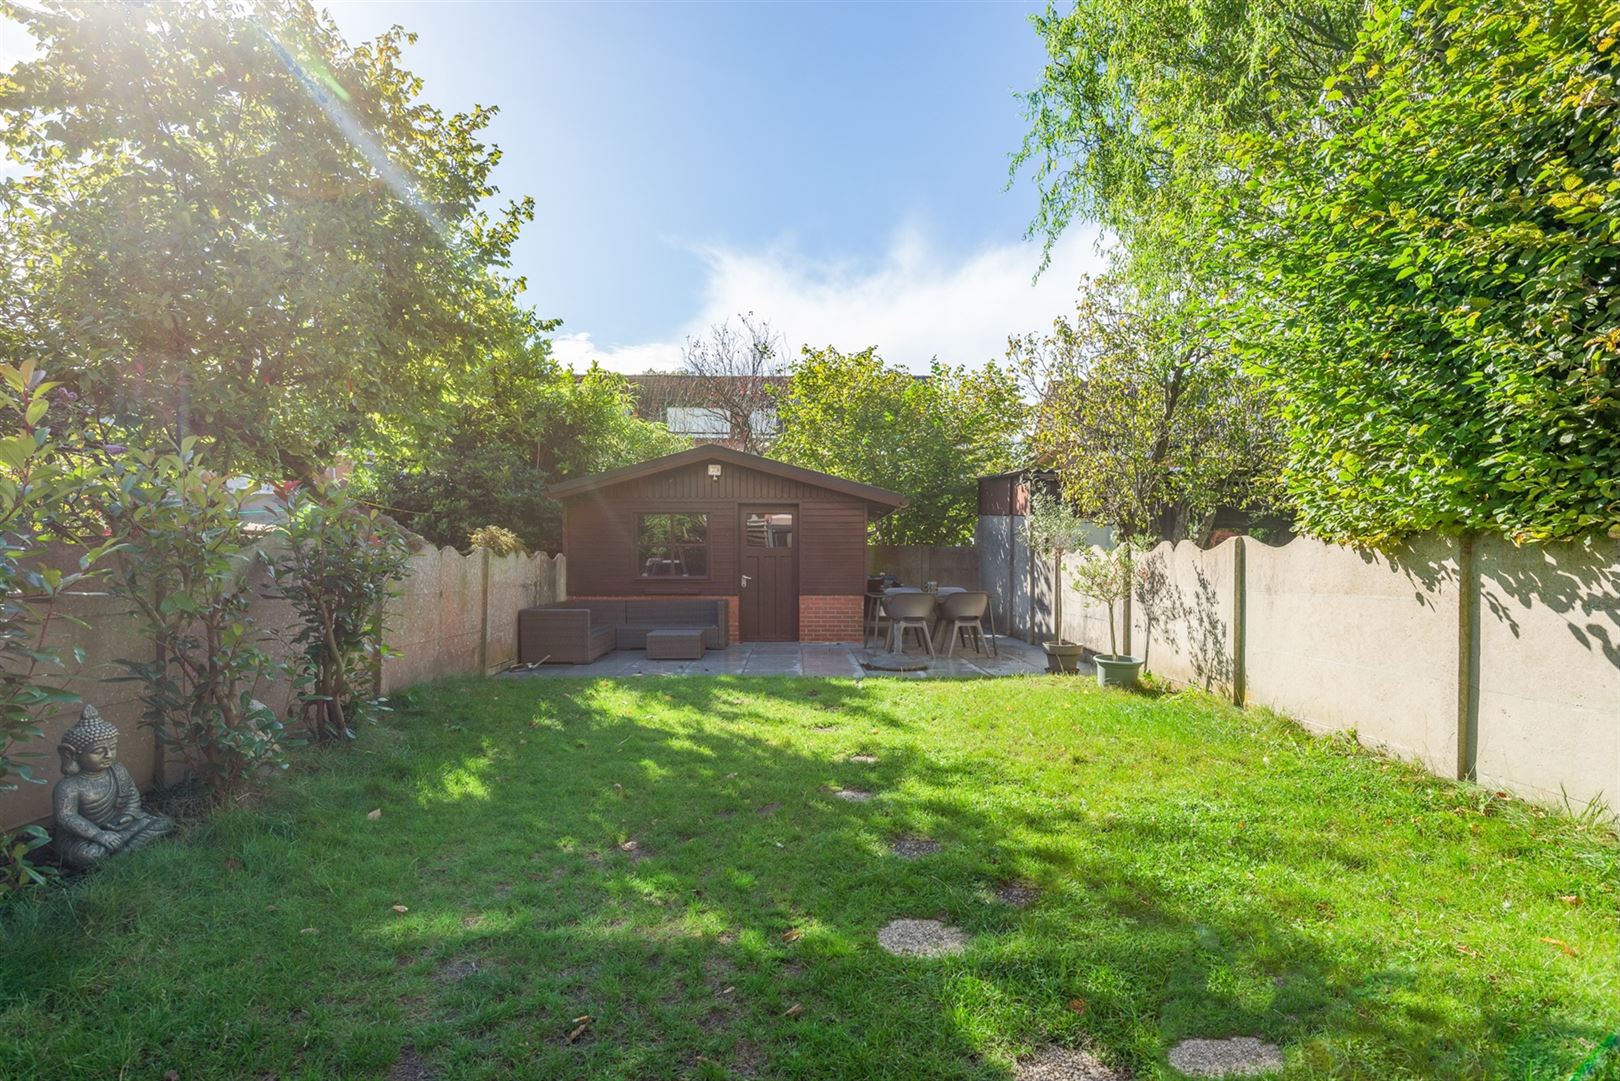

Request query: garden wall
[
  {"left": 1041, "top": 535, "right": 1619, "bottom": 815},
  {"left": 0, "top": 545, "right": 565, "bottom": 831}
]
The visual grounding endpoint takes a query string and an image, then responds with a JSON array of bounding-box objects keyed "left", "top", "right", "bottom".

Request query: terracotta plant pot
[
  {"left": 1041, "top": 640, "right": 1085, "bottom": 675},
  {"left": 1093, "top": 654, "right": 1144, "bottom": 688}
]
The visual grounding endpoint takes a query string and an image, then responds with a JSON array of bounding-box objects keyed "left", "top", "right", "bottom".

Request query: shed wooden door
[{"left": 738, "top": 506, "right": 799, "bottom": 641}]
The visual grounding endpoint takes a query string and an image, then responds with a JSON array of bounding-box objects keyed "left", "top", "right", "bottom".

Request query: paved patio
[{"left": 501, "top": 635, "right": 1062, "bottom": 679}]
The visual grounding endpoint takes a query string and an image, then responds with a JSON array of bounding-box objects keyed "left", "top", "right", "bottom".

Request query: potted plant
[
  {"left": 1025, "top": 487, "right": 1099, "bottom": 673},
  {"left": 1069, "top": 542, "right": 1144, "bottom": 688}
]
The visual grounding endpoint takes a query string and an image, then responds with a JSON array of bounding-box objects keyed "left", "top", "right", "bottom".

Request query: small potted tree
[
  {"left": 1025, "top": 487, "right": 1095, "bottom": 673},
  {"left": 1069, "top": 542, "right": 1144, "bottom": 687}
]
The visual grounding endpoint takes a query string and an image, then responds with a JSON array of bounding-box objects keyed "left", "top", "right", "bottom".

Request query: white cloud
[{"left": 552, "top": 224, "right": 1109, "bottom": 375}]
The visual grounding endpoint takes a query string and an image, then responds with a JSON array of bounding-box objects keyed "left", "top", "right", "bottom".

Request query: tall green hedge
[{"left": 1215, "top": 0, "right": 1620, "bottom": 544}]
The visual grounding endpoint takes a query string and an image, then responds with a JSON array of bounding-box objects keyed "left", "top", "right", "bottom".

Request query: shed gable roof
[{"left": 547, "top": 446, "right": 907, "bottom": 515}]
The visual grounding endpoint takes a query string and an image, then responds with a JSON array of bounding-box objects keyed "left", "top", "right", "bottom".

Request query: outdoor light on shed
[{"left": 707, "top": 464, "right": 723, "bottom": 479}]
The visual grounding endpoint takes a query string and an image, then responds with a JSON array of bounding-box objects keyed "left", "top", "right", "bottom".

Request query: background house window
[
  {"left": 637, "top": 512, "right": 709, "bottom": 577},
  {"left": 664, "top": 406, "right": 730, "bottom": 439},
  {"left": 749, "top": 408, "right": 779, "bottom": 436}
]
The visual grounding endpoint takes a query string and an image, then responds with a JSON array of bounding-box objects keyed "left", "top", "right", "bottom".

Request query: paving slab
[
  {"left": 890, "top": 836, "right": 942, "bottom": 859},
  {"left": 1014, "top": 1045, "right": 1127, "bottom": 1081},
  {"left": 876, "top": 918, "right": 969, "bottom": 957},
  {"left": 1167, "top": 1037, "right": 1283, "bottom": 1076}
]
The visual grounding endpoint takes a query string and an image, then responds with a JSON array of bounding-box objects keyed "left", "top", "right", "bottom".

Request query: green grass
[{"left": 2, "top": 676, "right": 1616, "bottom": 1080}]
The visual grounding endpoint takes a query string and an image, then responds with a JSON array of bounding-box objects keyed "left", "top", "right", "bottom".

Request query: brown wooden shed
[{"left": 547, "top": 446, "right": 906, "bottom": 642}]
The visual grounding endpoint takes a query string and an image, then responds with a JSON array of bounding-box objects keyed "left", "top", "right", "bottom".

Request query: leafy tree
[
  {"left": 676, "top": 313, "right": 787, "bottom": 454},
  {"left": 99, "top": 442, "right": 287, "bottom": 804},
  {"left": 1210, "top": 0, "right": 1620, "bottom": 543},
  {"left": 771, "top": 347, "right": 1024, "bottom": 545},
  {"left": 355, "top": 340, "right": 686, "bottom": 553},
  {"left": 467, "top": 525, "right": 526, "bottom": 556},
  {"left": 0, "top": 0, "right": 533, "bottom": 479},
  {"left": 1013, "top": 277, "right": 1285, "bottom": 542},
  {"left": 1012, "top": 0, "right": 1361, "bottom": 282},
  {"left": 1067, "top": 541, "right": 1138, "bottom": 657},
  {"left": 266, "top": 482, "right": 410, "bottom": 742}
]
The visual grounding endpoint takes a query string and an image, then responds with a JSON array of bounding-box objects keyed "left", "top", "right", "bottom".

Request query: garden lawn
[{"left": 2, "top": 676, "right": 1616, "bottom": 1080}]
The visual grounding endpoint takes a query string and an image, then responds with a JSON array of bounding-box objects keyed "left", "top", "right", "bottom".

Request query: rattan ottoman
[{"left": 645, "top": 627, "right": 705, "bottom": 661}]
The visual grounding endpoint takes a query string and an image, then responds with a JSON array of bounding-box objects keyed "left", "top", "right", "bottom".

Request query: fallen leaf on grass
[
  {"left": 1454, "top": 943, "right": 1478, "bottom": 957},
  {"left": 619, "top": 840, "right": 639, "bottom": 853},
  {"left": 1558, "top": 895, "right": 1582, "bottom": 907},
  {"left": 783, "top": 1003, "right": 803, "bottom": 1018},
  {"left": 366, "top": 808, "right": 382, "bottom": 821},
  {"left": 392, "top": 904, "right": 409, "bottom": 914},
  {"left": 224, "top": 858, "right": 242, "bottom": 872},
  {"left": 1066, "top": 998, "right": 1088, "bottom": 1015},
  {"left": 781, "top": 929, "right": 802, "bottom": 943},
  {"left": 1539, "top": 937, "right": 1578, "bottom": 957},
  {"left": 299, "top": 928, "right": 318, "bottom": 936},
  {"left": 565, "top": 1015, "right": 592, "bottom": 1042}
]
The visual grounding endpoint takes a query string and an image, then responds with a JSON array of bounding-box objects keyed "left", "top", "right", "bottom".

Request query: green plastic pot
[{"left": 1093, "top": 654, "right": 1144, "bottom": 688}]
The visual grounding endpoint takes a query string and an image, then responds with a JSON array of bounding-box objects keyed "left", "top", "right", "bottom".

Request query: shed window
[{"left": 637, "top": 513, "right": 709, "bottom": 577}]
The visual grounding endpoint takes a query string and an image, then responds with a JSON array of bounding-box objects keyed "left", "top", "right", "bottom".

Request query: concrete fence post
[
  {"left": 477, "top": 547, "right": 491, "bottom": 675},
  {"left": 1232, "top": 537, "right": 1247, "bottom": 707},
  {"left": 1456, "top": 533, "right": 1479, "bottom": 781}
]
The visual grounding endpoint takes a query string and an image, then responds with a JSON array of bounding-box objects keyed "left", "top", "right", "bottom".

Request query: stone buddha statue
[{"left": 51, "top": 704, "right": 173, "bottom": 869}]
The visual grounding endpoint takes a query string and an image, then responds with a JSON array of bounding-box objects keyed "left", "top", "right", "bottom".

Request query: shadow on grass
[{"left": 1, "top": 675, "right": 1614, "bottom": 1080}]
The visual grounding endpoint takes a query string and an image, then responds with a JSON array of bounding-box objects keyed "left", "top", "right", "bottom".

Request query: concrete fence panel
[
  {"left": 1056, "top": 548, "right": 1112, "bottom": 655},
  {"left": 483, "top": 551, "right": 566, "bottom": 674},
  {"left": 1244, "top": 535, "right": 1463, "bottom": 778},
  {"left": 1130, "top": 539, "right": 1240, "bottom": 696},
  {"left": 378, "top": 546, "right": 483, "bottom": 692},
  {"left": 1473, "top": 536, "right": 1620, "bottom": 809}
]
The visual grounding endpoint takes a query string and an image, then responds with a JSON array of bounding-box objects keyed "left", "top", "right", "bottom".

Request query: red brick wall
[
  {"left": 798, "top": 595, "right": 863, "bottom": 642},
  {"left": 567, "top": 595, "right": 740, "bottom": 643}
]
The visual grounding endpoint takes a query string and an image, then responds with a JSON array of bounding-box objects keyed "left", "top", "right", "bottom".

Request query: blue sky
[{"left": 2, "top": 2, "right": 1105, "bottom": 372}]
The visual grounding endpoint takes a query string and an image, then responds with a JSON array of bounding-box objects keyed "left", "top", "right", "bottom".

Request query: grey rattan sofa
[{"left": 518, "top": 599, "right": 728, "bottom": 665}]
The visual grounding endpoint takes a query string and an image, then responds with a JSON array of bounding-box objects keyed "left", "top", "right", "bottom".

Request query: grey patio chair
[
  {"left": 937, "top": 590, "right": 995, "bottom": 658},
  {"left": 882, "top": 590, "right": 937, "bottom": 657}
]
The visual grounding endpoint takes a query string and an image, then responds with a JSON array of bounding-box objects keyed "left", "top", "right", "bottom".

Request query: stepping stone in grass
[
  {"left": 876, "top": 918, "right": 969, "bottom": 957},
  {"left": 889, "top": 836, "right": 941, "bottom": 859},
  {"left": 433, "top": 956, "right": 479, "bottom": 985},
  {"left": 833, "top": 787, "right": 874, "bottom": 802},
  {"left": 1167, "top": 1037, "right": 1284, "bottom": 1077},
  {"left": 995, "top": 882, "right": 1042, "bottom": 908},
  {"left": 1014, "top": 1045, "right": 1126, "bottom": 1081}
]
